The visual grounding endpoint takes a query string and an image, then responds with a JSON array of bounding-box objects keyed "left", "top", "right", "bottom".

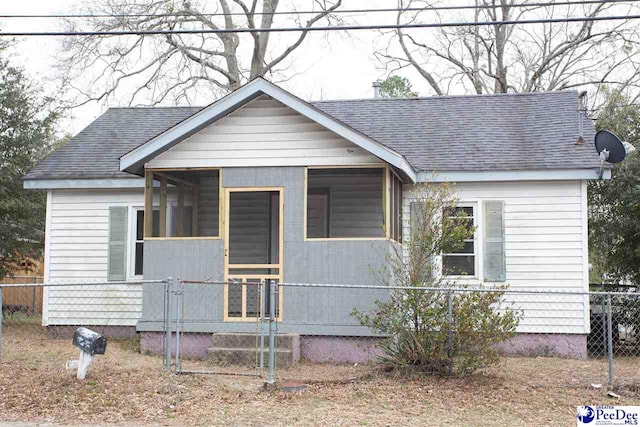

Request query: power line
[
  {"left": 0, "top": 14, "right": 638, "bottom": 37},
  {"left": 0, "top": 0, "right": 636, "bottom": 19}
]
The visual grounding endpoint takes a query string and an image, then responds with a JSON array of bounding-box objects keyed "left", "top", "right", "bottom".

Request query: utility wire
[
  {"left": 0, "top": 0, "right": 636, "bottom": 19},
  {"left": 0, "top": 14, "right": 638, "bottom": 37}
]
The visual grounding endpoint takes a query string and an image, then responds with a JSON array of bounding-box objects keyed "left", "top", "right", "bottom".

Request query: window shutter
[
  {"left": 483, "top": 201, "right": 506, "bottom": 282},
  {"left": 108, "top": 206, "right": 128, "bottom": 281}
]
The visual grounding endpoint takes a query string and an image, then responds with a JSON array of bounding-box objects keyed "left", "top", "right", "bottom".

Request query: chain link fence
[
  {"left": 267, "top": 283, "right": 640, "bottom": 387},
  {"left": 0, "top": 279, "right": 169, "bottom": 366},
  {"left": 0, "top": 275, "right": 44, "bottom": 315},
  {"left": 588, "top": 286, "right": 640, "bottom": 388},
  {"left": 1, "top": 279, "right": 639, "bottom": 389}
]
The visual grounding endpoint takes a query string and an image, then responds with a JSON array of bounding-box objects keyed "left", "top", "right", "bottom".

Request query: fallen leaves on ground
[{"left": 1, "top": 326, "right": 639, "bottom": 426}]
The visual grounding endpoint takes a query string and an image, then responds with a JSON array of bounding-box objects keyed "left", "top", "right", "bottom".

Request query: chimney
[{"left": 372, "top": 81, "right": 381, "bottom": 98}]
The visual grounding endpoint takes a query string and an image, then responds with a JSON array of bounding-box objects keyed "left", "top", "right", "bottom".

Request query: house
[{"left": 24, "top": 77, "right": 604, "bottom": 360}]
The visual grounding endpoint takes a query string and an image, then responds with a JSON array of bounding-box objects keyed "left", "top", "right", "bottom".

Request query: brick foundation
[
  {"left": 495, "top": 333, "right": 587, "bottom": 358},
  {"left": 138, "top": 332, "right": 588, "bottom": 362},
  {"left": 300, "top": 336, "right": 383, "bottom": 363},
  {"left": 140, "top": 332, "right": 212, "bottom": 358}
]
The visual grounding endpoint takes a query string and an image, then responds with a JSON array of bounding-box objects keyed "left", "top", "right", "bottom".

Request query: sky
[
  {"left": 2, "top": 0, "right": 433, "bottom": 135},
  {"left": 3, "top": 0, "right": 637, "bottom": 135}
]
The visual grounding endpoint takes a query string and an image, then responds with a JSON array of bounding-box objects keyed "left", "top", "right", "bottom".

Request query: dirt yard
[{"left": 1, "top": 325, "right": 639, "bottom": 426}]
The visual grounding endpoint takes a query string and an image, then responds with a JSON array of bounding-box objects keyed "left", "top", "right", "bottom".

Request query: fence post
[
  {"left": 601, "top": 284, "right": 607, "bottom": 359},
  {"left": 0, "top": 286, "right": 3, "bottom": 364},
  {"left": 174, "top": 277, "right": 182, "bottom": 373},
  {"left": 447, "top": 291, "right": 454, "bottom": 376},
  {"left": 267, "top": 281, "right": 277, "bottom": 386},
  {"left": 164, "top": 277, "right": 173, "bottom": 370},
  {"left": 259, "top": 280, "right": 265, "bottom": 376},
  {"left": 606, "top": 293, "right": 614, "bottom": 386},
  {"left": 31, "top": 276, "right": 37, "bottom": 314}
]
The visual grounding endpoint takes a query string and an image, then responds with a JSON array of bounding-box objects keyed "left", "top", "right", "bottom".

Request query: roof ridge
[
  {"left": 107, "top": 106, "right": 204, "bottom": 110},
  {"left": 311, "top": 90, "right": 577, "bottom": 104}
]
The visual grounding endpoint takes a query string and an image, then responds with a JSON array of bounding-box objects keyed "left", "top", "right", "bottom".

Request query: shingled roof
[
  {"left": 25, "top": 107, "right": 201, "bottom": 180},
  {"left": 314, "top": 91, "right": 598, "bottom": 172},
  {"left": 25, "top": 90, "right": 599, "bottom": 181}
]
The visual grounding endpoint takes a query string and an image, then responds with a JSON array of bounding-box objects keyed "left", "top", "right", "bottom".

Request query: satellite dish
[
  {"left": 595, "top": 130, "right": 627, "bottom": 163},
  {"left": 595, "top": 130, "right": 636, "bottom": 179}
]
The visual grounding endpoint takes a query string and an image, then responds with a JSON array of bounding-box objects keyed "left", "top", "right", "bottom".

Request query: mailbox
[
  {"left": 73, "top": 327, "right": 107, "bottom": 355},
  {"left": 69, "top": 327, "right": 107, "bottom": 379}
]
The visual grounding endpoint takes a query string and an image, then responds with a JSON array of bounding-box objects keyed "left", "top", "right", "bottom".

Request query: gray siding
[
  {"left": 140, "top": 239, "right": 224, "bottom": 326},
  {"left": 284, "top": 240, "right": 393, "bottom": 331},
  {"left": 139, "top": 166, "right": 394, "bottom": 335}
]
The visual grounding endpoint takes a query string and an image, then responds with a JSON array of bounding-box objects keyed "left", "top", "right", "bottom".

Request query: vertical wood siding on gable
[
  {"left": 402, "top": 180, "right": 589, "bottom": 334},
  {"left": 146, "top": 96, "right": 383, "bottom": 169},
  {"left": 45, "top": 189, "right": 144, "bottom": 326}
]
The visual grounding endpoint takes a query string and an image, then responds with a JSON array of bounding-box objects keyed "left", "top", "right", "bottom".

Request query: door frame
[{"left": 223, "top": 187, "right": 284, "bottom": 321}]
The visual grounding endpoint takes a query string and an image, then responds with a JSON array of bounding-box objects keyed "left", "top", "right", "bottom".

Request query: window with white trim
[
  {"left": 131, "top": 207, "right": 159, "bottom": 277},
  {"left": 133, "top": 209, "right": 145, "bottom": 276},
  {"left": 442, "top": 205, "right": 476, "bottom": 276}
]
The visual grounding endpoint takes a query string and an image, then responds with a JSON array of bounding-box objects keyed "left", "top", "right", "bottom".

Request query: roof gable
[
  {"left": 120, "top": 78, "right": 416, "bottom": 181},
  {"left": 147, "top": 95, "right": 384, "bottom": 169}
]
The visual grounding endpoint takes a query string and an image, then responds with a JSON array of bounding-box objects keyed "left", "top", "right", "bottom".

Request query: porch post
[{"left": 144, "top": 171, "right": 153, "bottom": 238}]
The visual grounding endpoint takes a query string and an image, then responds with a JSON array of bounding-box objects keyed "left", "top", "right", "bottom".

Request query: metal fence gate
[{"left": 169, "top": 279, "right": 278, "bottom": 382}]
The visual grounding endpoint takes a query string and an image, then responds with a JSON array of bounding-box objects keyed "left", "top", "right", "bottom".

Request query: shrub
[{"left": 354, "top": 183, "right": 521, "bottom": 376}]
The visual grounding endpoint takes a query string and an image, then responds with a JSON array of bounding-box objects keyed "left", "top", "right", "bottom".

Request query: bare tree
[
  {"left": 377, "top": 0, "right": 640, "bottom": 99},
  {"left": 59, "top": 0, "right": 342, "bottom": 106}
]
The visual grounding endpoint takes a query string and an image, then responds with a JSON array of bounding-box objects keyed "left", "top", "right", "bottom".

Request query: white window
[
  {"left": 129, "top": 207, "right": 159, "bottom": 278},
  {"left": 442, "top": 205, "right": 477, "bottom": 277},
  {"left": 129, "top": 208, "right": 145, "bottom": 277}
]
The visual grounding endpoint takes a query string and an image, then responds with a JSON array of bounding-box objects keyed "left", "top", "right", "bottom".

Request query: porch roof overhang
[{"left": 119, "top": 78, "right": 417, "bottom": 182}]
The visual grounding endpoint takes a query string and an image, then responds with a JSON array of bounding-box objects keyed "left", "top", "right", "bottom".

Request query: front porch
[{"left": 138, "top": 166, "right": 401, "bottom": 335}]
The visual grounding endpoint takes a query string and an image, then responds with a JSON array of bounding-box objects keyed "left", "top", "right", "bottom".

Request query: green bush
[
  {"left": 354, "top": 286, "right": 520, "bottom": 376},
  {"left": 354, "top": 183, "right": 521, "bottom": 376}
]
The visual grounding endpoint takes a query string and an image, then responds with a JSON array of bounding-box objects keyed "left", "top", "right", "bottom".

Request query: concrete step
[
  {"left": 206, "top": 347, "right": 295, "bottom": 367},
  {"left": 211, "top": 333, "right": 299, "bottom": 350}
]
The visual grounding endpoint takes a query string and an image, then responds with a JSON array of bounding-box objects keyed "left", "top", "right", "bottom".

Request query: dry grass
[{"left": 1, "top": 325, "right": 639, "bottom": 426}]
